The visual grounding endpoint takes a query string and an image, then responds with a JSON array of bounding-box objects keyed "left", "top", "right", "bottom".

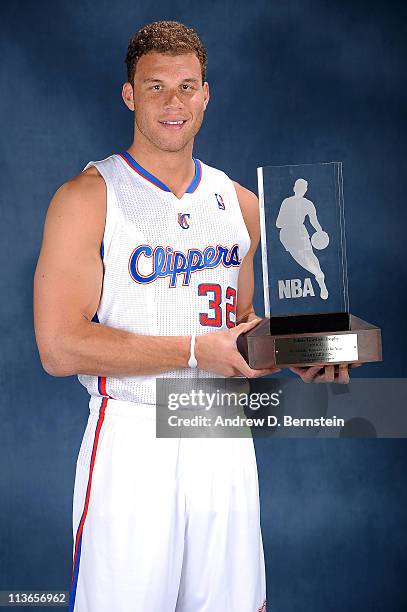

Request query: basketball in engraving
[{"left": 311, "top": 230, "right": 329, "bottom": 250}]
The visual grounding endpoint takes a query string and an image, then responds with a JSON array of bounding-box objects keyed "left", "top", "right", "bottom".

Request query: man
[{"left": 33, "top": 20, "right": 352, "bottom": 612}]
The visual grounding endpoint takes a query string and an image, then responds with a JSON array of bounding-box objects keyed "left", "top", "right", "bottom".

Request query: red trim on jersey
[
  {"left": 98, "top": 376, "right": 107, "bottom": 396},
  {"left": 70, "top": 396, "right": 108, "bottom": 585}
]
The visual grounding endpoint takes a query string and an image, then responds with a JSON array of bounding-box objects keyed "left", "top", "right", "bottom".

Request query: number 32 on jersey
[{"left": 198, "top": 283, "right": 236, "bottom": 328}]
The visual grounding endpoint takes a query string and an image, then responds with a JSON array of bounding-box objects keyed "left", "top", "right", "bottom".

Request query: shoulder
[
  {"left": 231, "top": 180, "right": 260, "bottom": 248},
  {"left": 231, "top": 180, "right": 259, "bottom": 210},
  {"left": 303, "top": 197, "right": 314, "bottom": 207},
  {"left": 43, "top": 165, "right": 106, "bottom": 244},
  {"left": 49, "top": 165, "right": 105, "bottom": 216},
  {"left": 57, "top": 164, "right": 105, "bottom": 200}
]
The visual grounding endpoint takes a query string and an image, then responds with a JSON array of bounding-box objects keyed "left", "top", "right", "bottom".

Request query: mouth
[{"left": 158, "top": 120, "right": 187, "bottom": 130}]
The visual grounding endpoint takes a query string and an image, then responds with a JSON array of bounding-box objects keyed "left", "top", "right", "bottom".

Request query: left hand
[{"left": 289, "top": 363, "right": 362, "bottom": 384}]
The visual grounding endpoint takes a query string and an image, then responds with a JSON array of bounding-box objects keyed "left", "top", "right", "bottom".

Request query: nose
[{"left": 163, "top": 88, "right": 184, "bottom": 110}]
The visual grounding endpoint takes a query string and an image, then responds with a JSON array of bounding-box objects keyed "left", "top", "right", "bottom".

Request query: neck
[{"left": 126, "top": 134, "right": 195, "bottom": 187}]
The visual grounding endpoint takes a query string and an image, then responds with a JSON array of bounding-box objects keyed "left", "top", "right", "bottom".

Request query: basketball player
[
  {"left": 33, "top": 21, "right": 353, "bottom": 612},
  {"left": 276, "top": 178, "right": 329, "bottom": 299}
]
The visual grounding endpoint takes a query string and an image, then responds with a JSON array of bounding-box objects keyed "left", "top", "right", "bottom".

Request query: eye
[
  {"left": 181, "top": 84, "right": 193, "bottom": 90},
  {"left": 151, "top": 84, "right": 162, "bottom": 91}
]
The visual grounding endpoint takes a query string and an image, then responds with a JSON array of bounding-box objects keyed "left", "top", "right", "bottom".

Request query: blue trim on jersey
[
  {"left": 90, "top": 241, "right": 103, "bottom": 324},
  {"left": 186, "top": 158, "right": 201, "bottom": 193},
  {"left": 119, "top": 150, "right": 201, "bottom": 194},
  {"left": 68, "top": 533, "right": 82, "bottom": 611},
  {"left": 120, "top": 151, "right": 170, "bottom": 191}
]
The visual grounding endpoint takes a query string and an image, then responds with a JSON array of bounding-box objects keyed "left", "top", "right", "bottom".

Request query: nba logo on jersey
[
  {"left": 178, "top": 212, "right": 190, "bottom": 229},
  {"left": 215, "top": 193, "right": 225, "bottom": 209}
]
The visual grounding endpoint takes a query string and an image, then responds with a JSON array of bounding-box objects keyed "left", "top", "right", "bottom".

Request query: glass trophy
[{"left": 237, "top": 162, "right": 382, "bottom": 368}]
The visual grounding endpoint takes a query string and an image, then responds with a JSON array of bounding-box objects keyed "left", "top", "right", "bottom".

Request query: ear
[
  {"left": 203, "top": 81, "right": 210, "bottom": 111},
  {"left": 122, "top": 82, "right": 135, "bottom": 111}
]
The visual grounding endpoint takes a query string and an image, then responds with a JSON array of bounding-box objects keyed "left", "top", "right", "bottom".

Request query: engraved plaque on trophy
[{"left": 237, "top": 162, "right": 382, "bottom": 368}]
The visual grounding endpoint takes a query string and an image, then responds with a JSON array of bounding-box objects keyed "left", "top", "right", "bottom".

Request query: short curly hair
[{"left": 125, "top": 20, "right": 208, "bottom": 87}]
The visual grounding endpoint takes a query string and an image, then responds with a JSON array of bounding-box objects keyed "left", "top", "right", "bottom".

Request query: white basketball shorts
[{"left": 68, "top": 395, "right": 267, "bottom": 611}]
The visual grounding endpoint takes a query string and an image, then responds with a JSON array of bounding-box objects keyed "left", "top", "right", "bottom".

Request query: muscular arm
[
  {"left": 275, "top": 198, "right": 287, "bottom": 229},
  {"left": 306, "top": 201, "right": 323, "bottom": 232},
  {"left": 232, "top": 181, "right": 261, "bottom": 324},
  {"left": 33, "top": 169, "right": 191, "bottom": 377},
  {"left": 33, "top": 169, "right": 271, "bottom": 379}
]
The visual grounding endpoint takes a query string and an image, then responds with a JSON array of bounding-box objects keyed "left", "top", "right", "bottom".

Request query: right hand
[{"left": 195, "top": 318, "right": 281, "bottom": 378}]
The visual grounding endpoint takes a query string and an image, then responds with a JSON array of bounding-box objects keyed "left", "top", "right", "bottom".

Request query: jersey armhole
[
  {"left": 82, "top": 160, "right": 118, "bottom": 264},
  {"left": 224, "top": 173, "right": 252, "bottom": 258}
]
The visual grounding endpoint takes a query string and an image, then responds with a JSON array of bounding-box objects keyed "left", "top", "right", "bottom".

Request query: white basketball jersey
[{"left": 77, "top": 151, "right": 251, "bottom": 404}]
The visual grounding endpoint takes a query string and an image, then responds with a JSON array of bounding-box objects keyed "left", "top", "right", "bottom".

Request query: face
[{"left": 122, "top": 51, "right": 210, "bottom": 153}]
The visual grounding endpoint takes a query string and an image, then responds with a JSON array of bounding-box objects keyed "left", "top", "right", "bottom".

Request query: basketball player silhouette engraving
[{"left": 276, "top": 178, "right": 330, "bottom": 299}]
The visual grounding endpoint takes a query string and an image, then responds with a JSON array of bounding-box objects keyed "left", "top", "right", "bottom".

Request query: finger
[
  {"left": 312, "top": 374, "right": 326, "bottom": 383},
  {"left": 232, "top": 369, "right": 280, "bottom": 378},
  {"left": 232, "top": 354, "right": 277, "bottom": 379},
  {"left": 255, "top": 367, "right": 282, "bottom": 377},
  {"left": 232, "top": 317, "right": 262, "bottom": 338},
  {"left": 336, "top": 363, "right": 350, "bottom": 384},
  {"left": 349, "top": 362, "right": 363, "bottom": 368},
  {"left": 231, "top": 355, "right": 262, "bottom": 378},
  {"left": 289, "top": 365, "right": 325, "bottom": 383},
  {"left": 324, "top": 365, "right": 335, "bottom": 383},
  {"left": 289, "top": 367, "right": 304, "bottom": 375},
  {"left": 313, "top": 368, "right": 336, "bottom": 383},
  {"left": 312, "top": 364, "right": 350, "bottom": 384}
]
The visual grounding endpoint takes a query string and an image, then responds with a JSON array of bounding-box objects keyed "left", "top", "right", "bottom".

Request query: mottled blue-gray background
[{"left": 1, "top": 0, "right": 406, "bottom": 610}]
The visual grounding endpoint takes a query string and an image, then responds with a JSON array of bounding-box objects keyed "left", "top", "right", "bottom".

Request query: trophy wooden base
[{"left": 237, "top": 313, "right": 382, "bottom": 369}]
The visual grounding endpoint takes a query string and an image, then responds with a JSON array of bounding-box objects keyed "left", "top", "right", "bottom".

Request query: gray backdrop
[{"left": 1, "top": 1, "right": 406, "bottom": 610}]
